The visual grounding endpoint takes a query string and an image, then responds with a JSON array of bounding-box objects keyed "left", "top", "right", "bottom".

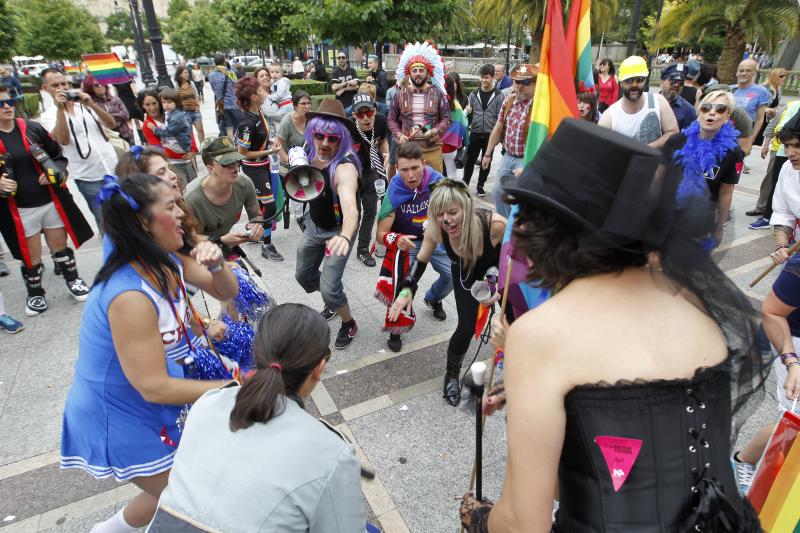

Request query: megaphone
[{"left": 283, "top": 146, "right": 326, "bottom": 203}]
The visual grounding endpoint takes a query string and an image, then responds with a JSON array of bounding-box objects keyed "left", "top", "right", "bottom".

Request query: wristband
[
  {"left": 338, "top": 234, "right": 351, "bottom": 244},
  {"left": 781, "top": 352, "right": 798, "bottom": 363},
  {"left": 776, "top": 243, "right": 789, "bottom": 252},
  {"left": 787, "top": 361, "right": 800, "bottom": 370},
  {"left": 207, "top": 262, "right": 224, "bottom": 273}
]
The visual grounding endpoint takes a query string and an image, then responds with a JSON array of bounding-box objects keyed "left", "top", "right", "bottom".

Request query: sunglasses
[
  {"left": 354, "top": 108, "right": 375, "bottom": 119},
  {"left": 667, "top": 78, "right": 684, "bottom": 85},
  {"left": 623, "top": 77, "right": 646, "bottom": 85},
  {"left": 513, "top": 79, "right": 534, "bottom": 86},
  {"left": 338, "top": 56, "right": 347, "bottom": 60},
  {"left": 313, "top": 131, "right": 341, "bottom": 143},
  {"left": 0, "top": 98, "right": 14, "bottom": 108},
  {"left": 699, "top": 103, "right": 729, "bottom": 114}
]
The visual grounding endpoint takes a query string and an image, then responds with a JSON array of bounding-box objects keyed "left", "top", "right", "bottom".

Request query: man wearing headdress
[{"left": 387, "top": 42, "right": 451, "bottom": 173}]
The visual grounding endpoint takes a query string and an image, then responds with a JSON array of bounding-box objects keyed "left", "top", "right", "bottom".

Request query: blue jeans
[
  {"left": 184, "top": 110, "right": 203, "bottom": 125},
  {"left": 409, "top": 241, "right": 453, "bottom": 303},
  {"left": 219, "top": 108, "right": 242, "bottom": 134},
  {"left": 74, "top": 178, "right": 104, "bottom": 225},
  {"left": 493, "top": 152, "right": 524, "bottom": 218},
  {"left": 295, "top": 217, "right": 354, "bottom": 310}
]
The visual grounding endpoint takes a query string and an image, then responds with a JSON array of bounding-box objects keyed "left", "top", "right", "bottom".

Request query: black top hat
[
  {"left": 305, "top": 99, "right": 359, "bottom": 138},
  {"left": 504, "top": 118, "right": 681, "bottom": 250}
]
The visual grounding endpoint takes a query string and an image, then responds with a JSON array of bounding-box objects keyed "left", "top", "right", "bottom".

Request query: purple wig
[{"left": 304, "top": 116, "right": 362, "bottom": 189}]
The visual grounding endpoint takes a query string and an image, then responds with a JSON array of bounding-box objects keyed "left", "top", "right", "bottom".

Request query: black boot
[
  {"left": 21, "top": 263, "right": 47, "bottom": 316},
  {"left": 53, "top": 248, "right": 90, "bottom": 301},
  {"left": 51, "top": 254, "right": 62, "bottom": 276},
  {"left": 443, "top": 352, "right": 464, "bottom": 407}
]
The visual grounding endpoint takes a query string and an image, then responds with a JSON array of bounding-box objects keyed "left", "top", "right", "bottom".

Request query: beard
[
  {"left": 622, "top": 85, "right": 642, "bottom": 102},
  {"left": 411, "top": 75, "right": 428, "bottom": 88}
]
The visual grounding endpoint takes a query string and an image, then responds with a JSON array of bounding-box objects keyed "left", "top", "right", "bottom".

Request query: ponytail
[{"left": 229, "top": 304, "right": 330, "bottom": 431}]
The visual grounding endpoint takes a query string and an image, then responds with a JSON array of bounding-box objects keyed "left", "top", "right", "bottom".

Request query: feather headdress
[{"left": 395, "top": 41, "right": 446, "bottom": 94}]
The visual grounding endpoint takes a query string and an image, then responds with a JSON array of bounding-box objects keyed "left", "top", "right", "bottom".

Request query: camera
[
  {"left": 0, "top": 155, "right": 14, "bottom": 198},
  {"left": 61, "top": 90, "right": 81, "bottom": 102},
  {"left": 29, "top": 141, "right": 66, "bottom": 186}
]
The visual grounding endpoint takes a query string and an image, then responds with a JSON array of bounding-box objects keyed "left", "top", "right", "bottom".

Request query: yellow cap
[{"left": 618, "top": 56, "right": 649, "bottom": 81}]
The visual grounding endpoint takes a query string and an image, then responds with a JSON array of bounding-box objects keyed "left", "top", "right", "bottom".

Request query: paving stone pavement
[{"left": 0, "top": 91, "right": 789, "bottom": 532}]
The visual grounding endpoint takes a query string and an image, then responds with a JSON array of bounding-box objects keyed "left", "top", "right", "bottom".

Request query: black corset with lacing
[{"left": 553, "top": 363, "right": 762, "bottom": 532}]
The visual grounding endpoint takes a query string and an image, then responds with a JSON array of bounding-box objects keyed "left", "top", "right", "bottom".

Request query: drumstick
[
  {"left": 749, "top": 241, "right": 800, "bottom": 288},
  {"left": 461, "top": 258, "right": 513, "bottom": 531}
]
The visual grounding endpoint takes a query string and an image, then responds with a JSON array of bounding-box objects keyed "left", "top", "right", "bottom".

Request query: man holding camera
[
  {"left": 38, "top": 68, "right": 118, "bottom": 225},
  {"left": 0, "top": 82, "right": 93, "bottom": 316},
  {"left": 332, "top": 53, "right": 359, "bottom": 111},
  {"left": 184, "top": 137, "right": 265, "bottom": 253}
]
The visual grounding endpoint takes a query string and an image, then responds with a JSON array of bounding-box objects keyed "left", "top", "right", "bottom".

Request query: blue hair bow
[
  {"left": 95, "top": 175, "right": 139, "bottom": 211},
  {"left": 130, "top": 145, "right": 144, "bottom": 160}
]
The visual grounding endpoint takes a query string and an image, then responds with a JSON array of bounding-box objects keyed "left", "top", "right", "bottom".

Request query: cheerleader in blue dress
[{"left": 60, "top": 174, "right": 240, "bottom": 533}]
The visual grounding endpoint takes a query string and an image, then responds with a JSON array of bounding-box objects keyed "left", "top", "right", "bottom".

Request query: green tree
[
  {"left": 14, "top": 0, "right": 105, "bottom": 60},
  {"left": 168, "top": 0, "right": 191, "bottom": 19},
  {"left": 290, "top": 0, "right": 465, "bottom": 57},
  {"left": 0, "top": 0, "right": 18, "bottom": 62},
  {"left": 655, "top": 0, "right": 797, "bottom": 83},
  {"left": 105, "top": 11, "right": 134, "bottom": 45},
  {"left": 169, "top": 0, "right": 235, "bottom": 58},
  {"left": 221, "top": 0, "right": 307, "bottom": 53}
]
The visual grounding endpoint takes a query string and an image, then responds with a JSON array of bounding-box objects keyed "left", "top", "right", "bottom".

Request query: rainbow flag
[
  {"left": 63, "top": 65, "right": 83, "bottom": 76},
  {"left": 498, "top": 0, "right": 580, "bottom": 318},
  {"left": 566, "top": 0, "right": 595, "bottom": 93},
  {"left": 124, "top": 61, "right": 137, "bottom": 78},
  {"left": 81, "top": 53, "right": 132, "bottom": 85}
]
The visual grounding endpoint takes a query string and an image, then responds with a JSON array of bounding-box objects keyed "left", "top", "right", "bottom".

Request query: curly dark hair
[
  {"left": 234, "top": 76, "right": 260, "bottom": 110},
  {"left": 512, "top": 203, "right": 647, "bottom": 290}
]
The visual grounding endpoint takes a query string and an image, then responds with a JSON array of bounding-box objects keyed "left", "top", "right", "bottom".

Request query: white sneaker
[{"left": 730, "top": 453, "right": 756, "bottom": 495}]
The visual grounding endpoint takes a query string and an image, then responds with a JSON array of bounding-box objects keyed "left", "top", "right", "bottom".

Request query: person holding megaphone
[{"left": 292, "top": 100, "right": 363, "bottom": 350}]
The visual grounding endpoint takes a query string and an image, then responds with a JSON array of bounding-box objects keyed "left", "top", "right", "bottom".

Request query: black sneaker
[
  {"left": 67, "top": 278, "right": 90, "bottom": 301},
  {"left": 261, "top": 243, "right": 284, "bottom": 262},
  {"left": 476, "top": 186, "right": 486, "bottom": 197},
  {"left": 25, "top": 294, "right": 47, "bottom": 316},
  {"left": 321, "top": 305, "right": 337, "bottom": 321},
  {"left": 387, "top": 333, "right": 402, "bottom": 352},
  {"left": 424, "top": 297, "right": 447, "bottom": 321},
  {"left": 357, "top": 249, "right": 376, "bottom": 267},
  {"left": 52, "top": 260, "right": 62, "bottom": 276},
  {"left": 335, "top": 320, "right": 358, "bottom": 349}
]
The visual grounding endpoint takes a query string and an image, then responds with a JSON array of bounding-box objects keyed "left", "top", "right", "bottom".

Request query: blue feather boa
[{"left": 674, "top": 121, "right": 740, "bottom": 207}]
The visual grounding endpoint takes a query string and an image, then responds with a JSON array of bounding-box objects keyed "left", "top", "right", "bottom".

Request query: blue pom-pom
[
  {"left": 231, "top": 267, "right": 273, "bottom": 323},
  {"left": 213, "top": 313, "right": 255, "bottom": 372},
  {"left": 184, "top": 346, "right": 232, "bottom": 380}
]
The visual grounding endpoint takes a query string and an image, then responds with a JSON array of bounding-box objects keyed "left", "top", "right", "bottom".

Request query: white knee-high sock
[{"left": 90, "top": 508, "right": 136, "bottom": 533}]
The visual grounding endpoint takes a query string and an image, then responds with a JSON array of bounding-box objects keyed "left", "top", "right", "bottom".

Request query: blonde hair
[
  {"left": 428, "top": 183, "right": 483, "bottom": 272},
  {"left": 700, "top": 90, "right": 734, "bottom": 113},
  {"left": 358, "top": 83, "right": 376, "bottom": 100},
  {"left": 768, "top": 68, "right": 787, "bottom": 97}
]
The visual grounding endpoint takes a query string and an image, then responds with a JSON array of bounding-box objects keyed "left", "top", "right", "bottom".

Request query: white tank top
[{"left": 608, "top": 92, "right": 662, "bottom": 143}]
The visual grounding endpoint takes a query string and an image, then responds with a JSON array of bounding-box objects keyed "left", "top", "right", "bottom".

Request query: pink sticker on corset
[{"left": 594, "top": 436, "right": 643, "bottom": 492}]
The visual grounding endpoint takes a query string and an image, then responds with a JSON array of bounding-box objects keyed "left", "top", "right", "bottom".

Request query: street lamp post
[
  {"left": 626, "top": 0, "right": 644, "bottom": 57},
  {"left": 129, "top": 0, "right": 154, "bottom": 85},
  {"left": 140, "top": 0, "right": 172, "bottom": 88}
]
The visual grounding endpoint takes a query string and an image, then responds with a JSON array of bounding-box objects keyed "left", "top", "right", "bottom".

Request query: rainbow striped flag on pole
[
  {"left": 498, "top": 0, "right": 580, "bottom": 318},
  {"left": 124, "top": 61, "right": 138, "bottom": 78},
  {"left": 566, "top": 0, "right": 595, "bottom": 93},
  {"left": 81, "top": 53, "right": 132, "bottom": 85}
]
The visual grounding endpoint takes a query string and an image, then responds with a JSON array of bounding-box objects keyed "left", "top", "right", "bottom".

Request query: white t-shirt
[
  {"left": 769, "top": 159, "right": 800, "bottom": 239},
  {"left": 38, "top": 102, "right": 118, "bottom": 181}
]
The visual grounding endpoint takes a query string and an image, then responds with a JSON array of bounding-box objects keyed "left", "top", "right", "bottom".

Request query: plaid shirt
[{"left": 501, "top": 97, "right": 533, "bottom": 158}]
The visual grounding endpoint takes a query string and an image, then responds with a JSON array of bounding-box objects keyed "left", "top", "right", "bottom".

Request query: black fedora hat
[
  {"left": 305, "top": 98, "right": 359, "bottom": 138},
  {"left": 504, "top": 118, "right": 680, "bottom": 250}
]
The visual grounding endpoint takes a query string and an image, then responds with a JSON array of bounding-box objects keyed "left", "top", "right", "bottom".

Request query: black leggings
[
  {"left": 764, "top": 155, "right": 789, "bottom": 220},
  {"left": 462, "top": 133, "right": 490, "bottom": 187}
]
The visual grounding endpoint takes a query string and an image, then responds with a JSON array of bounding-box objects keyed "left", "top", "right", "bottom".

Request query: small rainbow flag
[
  {"left": 81, "top": 53, "right": 132, "bottom": 85},
  {"left": 566, "top": 0, "right": 595, "bottom": 94},
  {"left": 498, "top": 0, "right": 579, "bottom": 318},
  {"left": 411, "top": 215, "right": 427, "bottom": 225},
  {"left": 64, "top": 65, "right": 83, "bottom": 76},
  {"left": 124, "top": 61, "right": 137, "bottom": 77}
]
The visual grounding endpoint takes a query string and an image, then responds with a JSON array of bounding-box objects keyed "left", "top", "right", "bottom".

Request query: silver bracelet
[{"left": 787, "top": 361, "right": 800, "bottom": 370}]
